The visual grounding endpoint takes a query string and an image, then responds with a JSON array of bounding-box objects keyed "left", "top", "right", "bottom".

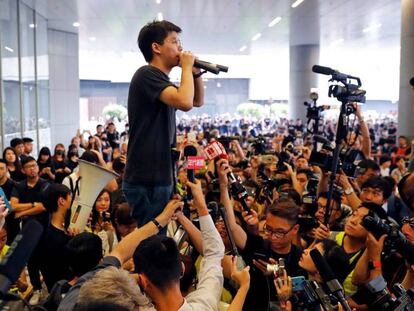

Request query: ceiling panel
[{"left": 45, "top": 0, "right": 401, "bottom": 56}]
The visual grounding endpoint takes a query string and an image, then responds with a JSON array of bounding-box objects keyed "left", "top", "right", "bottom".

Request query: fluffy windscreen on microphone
[
  {"left": 312, "top": 65, "right": 335, "bottom": 76},
  {"left": 183, "top": 145, "right": 198, "bottom": 157},
  {"left": 184, "top": 145, "right": 198, "bottom": 184},
  {"left": 0, "top": 220, "right": 43, "bottom": 295},
  {"left": 310, "top": 248, "right": 336, "bottom": 282}
]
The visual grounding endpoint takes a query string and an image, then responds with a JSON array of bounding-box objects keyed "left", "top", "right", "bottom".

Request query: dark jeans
[{"left": 122, "top": 181, "right": 173, "bottom": 234}]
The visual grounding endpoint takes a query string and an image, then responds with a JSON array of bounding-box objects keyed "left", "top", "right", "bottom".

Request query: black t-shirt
[
  {"left": 240, "top": 232, "right": 304, "bottom": 311},
  {"left": 40, "top": 225, "right": 72, "bottom": 291},
  {"left": 124, "top": 65, "right": 176, "bottom": 185},
  {"left": 38, "top": 161, "right": 56, "bottom": 181},
  {"left": 52, "top": 159, "right": 69, "bottom": 184},
  {"left": 9, "top": 168, "right": 26, "bottom": 182},
  {"left": 106, "top": 131, "right": 120, "bottom": 150},
  {"left": 11, "top": 178, "right": 50, "bottom": 228}
]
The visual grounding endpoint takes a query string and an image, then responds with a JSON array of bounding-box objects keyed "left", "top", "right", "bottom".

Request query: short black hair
[
  {"left": 79, "top": 150, "right": 99, "bottom": 164},
  {"left": 138, "top": 20, "right": 182, "bottom": 62},
  {"left": 133, "top": 235, "right": 181, "bottom": 292},
  {"left": 0, "top": 159, "right": 6, "bottom": 166},
  {"left": 112, "top": 156, "right": 126, "bottom": 175},
  {"left": 42, "top": 183, "right": 71, "bottom": 214},
  {"left": 21, "top": 156, "right": 36, "bottom": 167},
  {"left": 65, "top": 232, "right": 103, "bottom": 277},
  {"left": 318, "top": 191, "right": 342, "bottom": 211},
  {"left": 357, "top": 159, "right": 380, "bottom": 175},
  {"left": 361, "top": 176, "right": 392, "bottom": 200},
  {"left": 296, "top": 168, "right": 313, "bottom": 179},
  {"left": 267, "top": 198, "right": 300, "bottom": 225},
  {"left": 360, "top": 201, "right": 388, "bottom": 220},
  {"left": 379, "top": 155, "right": 391, "bottom": 165},
  {"left": 22, "top": 137, "right": 33, "bottom": 143},
  {"left": 10, "top": 138, "right": 24, "bottom": 148}
]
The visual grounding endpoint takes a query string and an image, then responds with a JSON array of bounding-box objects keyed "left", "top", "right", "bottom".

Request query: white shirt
[{"left": 179, "top": 215, "right": 225, "bottom": 311}]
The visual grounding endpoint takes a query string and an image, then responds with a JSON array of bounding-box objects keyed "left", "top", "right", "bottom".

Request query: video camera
[
  {"left": 361, "top": 212, "right": 414, "bottom": 264},
  {"left": 309, "top": 135, "right": 365, "bottom": 177},
  {"left": 354, "top": 282, "right": 414, "bottom": 311}
]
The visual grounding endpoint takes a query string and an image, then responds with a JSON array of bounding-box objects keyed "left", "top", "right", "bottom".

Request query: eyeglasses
[
  {"left": 263, "top": 223, "right": 295, "bottom": 239},
  {"left": 402, "top": 216, "right": 414, "bottom": 228},
  {"left": 23, "top": 163, "right": 38, "bottom": 169}
]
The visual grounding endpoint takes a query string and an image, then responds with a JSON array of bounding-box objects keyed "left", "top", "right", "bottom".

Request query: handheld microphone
[
  {"left": 219, "top": 154, "right": 251, "bottom": 214},
  {"left": 0, "top": 220, "right": 43, "bottom": 296},
  {"left": 183, "top": 145, "right": 198, "bottom": 200},
  {"left": 218, "top": 203, "right": 239, "bottom": 256},
  {"left": 194, "top": 59, "right": 228, "bottom": 75},
  {"left": 310, "top": 249, "right": 352, "bottom": 311}
]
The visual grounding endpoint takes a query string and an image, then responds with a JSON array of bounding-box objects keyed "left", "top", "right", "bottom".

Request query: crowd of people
[{"left": 0, "top": 112, "right": 414, "bottom": 310}]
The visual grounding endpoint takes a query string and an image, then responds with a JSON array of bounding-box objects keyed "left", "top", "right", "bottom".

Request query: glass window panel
[
  {"left": 20, "top": 3, "right": 36, "bottom": 138},
  {"left": 1, "top": 0, "right": 21, "bottom": 146},
  {"left": 36, "top": 12, "right": 50, "bottom": 149}
]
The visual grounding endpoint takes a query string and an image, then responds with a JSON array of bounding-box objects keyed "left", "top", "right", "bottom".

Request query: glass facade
[{"left": 0, "top": 0, "right": 49, "bottom": 153}]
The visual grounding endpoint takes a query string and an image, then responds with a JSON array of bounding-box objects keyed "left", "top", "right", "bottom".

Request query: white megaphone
[{"left": 68, "top": 159, "right": 119, "bottom": 232}]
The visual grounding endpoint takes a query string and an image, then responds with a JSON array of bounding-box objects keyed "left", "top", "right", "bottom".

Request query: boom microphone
[
  {"left": 310, "top": 249, "right": 351, "bottom": 311},
  {"left": 312, "top": 65, "right": 349, "bottom": 81},
  {"left": 0, "top": 220, "right": 43, "bottom": 296},
  {"left": 312, "top": 65, "right": 336, "bottom": 76},
  {"left": 194, "top": 59, "right": 228, "bottom": 75}
]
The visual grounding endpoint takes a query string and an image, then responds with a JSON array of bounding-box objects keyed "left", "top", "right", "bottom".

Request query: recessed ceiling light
[
  {"left": 4, "top": 46, "right": 14, "bottom": 52},
  {"left": 89, "top": 36, "right": 96, "bottom": 41},
  {"left": 157, "top": 12, "right": 163, "bottom": 21},
  {"left": 217, "top": 82, "right": 221, "bottom": 88},
  {"left": 239, "top": 45, "right": 247, "bottom": 52},
  {"left": 156, "top": 0, "right": 161, "bottom": 3},
  {"left": 331, "top": 38, "right": 344, "bottom": 46},
  {"left": 291, "top": 0, "right": 305, "bottom": 8},
  {"left": 252, "top": 33, "right": 262, "bottom": 41},
  {"left": 204, "top": 85, "right": 207, "bottom": 89},
  {"left": 29, "top": 23, "right": 37, "bottom": 28},
  {"left": 268, "top": 17, "right": 282, "bottom": 27},
  {"left": 73, "top": 22, "right": 80, "bottom": 27},
  {"left": 362, "top": 23, "right": 382, "bottom": 33}
]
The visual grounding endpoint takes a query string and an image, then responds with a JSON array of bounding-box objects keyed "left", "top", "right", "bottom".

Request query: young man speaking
[{"left": 123, "top": 20, "right": 204, "bottom": 231}]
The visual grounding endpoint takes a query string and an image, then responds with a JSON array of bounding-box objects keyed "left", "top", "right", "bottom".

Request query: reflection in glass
[
  {"left": 20, "top": 3, "right": 36, "bottom": 136},
  {"left": 1, "top": 0, "right": 21, "bottom": 144}
]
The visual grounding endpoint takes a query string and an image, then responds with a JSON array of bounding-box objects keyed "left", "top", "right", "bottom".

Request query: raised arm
[
  {"left": 110, "top": 199, "right": 183, "bottom": 265},
  {"left": 217, "top": 159, "right": 248, "bottom": 249}
]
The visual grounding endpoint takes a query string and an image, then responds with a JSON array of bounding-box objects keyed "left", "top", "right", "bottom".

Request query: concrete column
[
  {"left": 289, "top": 44, "right": 319, "bottom": 121},
  {"left": 48, "top": 29, "right": 80, "bottom": 147},
  {"left": 398, "top": 0, "right": 414, "bottom": 138}
]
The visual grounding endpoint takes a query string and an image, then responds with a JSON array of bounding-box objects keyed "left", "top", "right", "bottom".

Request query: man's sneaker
[{"left": 29, "top": 290, "right": 41, "bottom": 305}]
